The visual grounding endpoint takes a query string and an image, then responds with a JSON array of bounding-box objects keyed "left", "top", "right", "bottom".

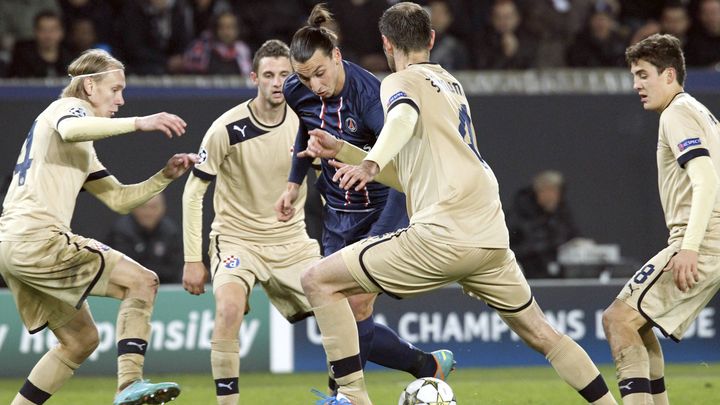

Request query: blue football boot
[{"left": 113, "top": 379, "right": 181, "bottom": 405}]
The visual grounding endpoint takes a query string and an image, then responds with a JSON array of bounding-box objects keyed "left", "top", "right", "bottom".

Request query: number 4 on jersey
[
  {"left": 457, "top": 104, "right": 486, "bottom": 165},
  {"left": 14, "top": 121, "right": 36, "bottom": 186}
]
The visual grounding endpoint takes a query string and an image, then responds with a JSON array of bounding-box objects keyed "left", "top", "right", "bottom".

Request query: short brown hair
[
  {"left": 61, "top": 49, "right": 124, "bottom": 99},
  {"left": 378, "top": 2, "right": 432, "bottom": 54},
  {"left": 625, "top": 33, "right": 686, "bottom": 86},
  {"left": 289, "top": 3, "right": 338, "bottom": 63},
  {"left": 252, "top": 39, "right": 290, "bottom": 73}
]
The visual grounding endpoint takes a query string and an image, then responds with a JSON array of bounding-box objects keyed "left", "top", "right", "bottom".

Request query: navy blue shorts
[{"left": 322, "top": 190, "right": 409, "bottom": 255}]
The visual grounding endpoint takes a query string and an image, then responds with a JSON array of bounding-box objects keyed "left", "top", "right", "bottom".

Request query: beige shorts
[
  {"left": 617, "top": 243, "right": 720, "bottom": 341},
  {"left": 209, "top": 236, "right": 321, "bottom": 323},
  {"left": 0, "top": 232, "right": 122, "bottom": 333},
  {"left": 341, "top": 224, "right": 533, "bottom": 312}
]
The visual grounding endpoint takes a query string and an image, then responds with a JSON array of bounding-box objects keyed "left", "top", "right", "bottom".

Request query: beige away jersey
[
  {"left": 379, "top": 63, "right": 508, "bottom": 248},
  {"left": 192, "top": 100, "right": 307, "bottom": 243},
  {"left": 658, "top": 92, "right": 720, "bottom": 253},
  {"left": 0, "top": 97, "right": 107, "bottom": 241}
]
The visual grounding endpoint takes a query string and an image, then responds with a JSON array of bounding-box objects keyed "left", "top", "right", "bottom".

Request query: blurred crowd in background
[{"left": 1, "top": 0, "right": 720, "bottom": 78}]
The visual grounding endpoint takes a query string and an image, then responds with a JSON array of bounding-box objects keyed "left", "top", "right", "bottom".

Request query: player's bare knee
[
  {"left": 300, "top": 265, "right": 323, "bottom": 297},
  {"left": 601, "top": 304, "right": 623, "bottom": 336},
  {"left": 62, "top": 327, "right": 99, "bottom": 359},
  {"left": 127, "top": 267, "right": 159, "bottom": 302},
  {"left": 215, "top": 297, "right": 244, "bottom": 330}
]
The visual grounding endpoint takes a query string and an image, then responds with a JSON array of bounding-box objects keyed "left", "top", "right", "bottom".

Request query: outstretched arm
[
  {"left": 83, "top": 153, "right": 197, "bottom": 214},
  {"left": 299, "top": 128, "right": 403, "bottom": 191},
  {"left": 332, "top": 103, "right": 417, "bottom": 191},
  {"left": 57, "top": 113, "right": 187, "bottom": 142}
]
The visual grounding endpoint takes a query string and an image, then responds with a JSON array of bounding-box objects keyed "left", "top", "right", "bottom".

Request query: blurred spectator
[
  {"left": 57, "top": 0, "right": 115, "bottom": 47},
  {"left": 475, "top": 0, "right": 537, "bottom": 70},
  {"left": 182, "top": 11, "right": 252, "bottom": 75},
  {"left": 628, "top": 19, "right": 661, "bottom": 45},
  {"left": 106, "top": 193, "right": 183, "bottom": 284},
  {"left": 66, "top": 18, "right": 102, "bottom": 61},
  {"left": 0, "top": 0, "right": 60, "bottom": 66},
  {"left": 184, "top": 0, "right": 232, "bottom": 38},
  {"left": 327, "top": 0, "right": 388, "bottom": 72},
  {"left": 685, "top": 0, "right": 720, "bottom": 67},
  {"left": 619, "top": 0, "right": 663, "bottom": 32},
  {"left": 429, "top": 0, "right": 470, "bottom": 70},
  {"left": 508, "top": 170, "right": 579, "bottom": 279},
  {"left": 566, "top": 4, "right": 627, "bottom": 67},
  {"left": 7, "top": 10, "right": 72, "bottom": 78},
  {"left": 521, "top": 0, "right": 598, "bottom": 68},
  {"left": 660, "top": 2, "right": 691, "bottom": 46},
  {"left": 118, "top": 0, "right": 192, "bottom": 75},
  {"left": 235, "top": 0, "right": 306, "bottom": 50}
]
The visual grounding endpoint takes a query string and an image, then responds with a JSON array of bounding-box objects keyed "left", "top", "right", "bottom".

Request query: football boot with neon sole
[
  {"left": 431, "top": 349, "right": 456, "bottom": 380},
  {"left": 113, "top": 379, "right": 181, "bottom": 405},
  {"left": 312, "top": 388, "right": 353, "bottom": 404}
]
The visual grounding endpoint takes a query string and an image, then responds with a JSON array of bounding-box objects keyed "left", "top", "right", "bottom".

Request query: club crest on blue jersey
[
  {"left": 678, "top": 138, "right": 701, "bottom": 151},
  {"left": 345, "top": 117, "right": 358, "bottom": 133},
  {"left": 223, "top": 255, "right": 240, "bottom": 269},
  {"left": 91, "top": 240, "right": 111, "bottom": 252},
  {"left": 197, "top": 147, "right": 208, "bottom": 164},
  {"left": 68, "top": 106, "right": 87, "bottom": 117},
  {"left": 387, "top": 91, "right": 407, "bottom": 107}
]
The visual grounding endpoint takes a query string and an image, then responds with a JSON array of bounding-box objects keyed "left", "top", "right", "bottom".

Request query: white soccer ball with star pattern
[{"left": 398, "top": 377, "right": 456, "bottom": 405}]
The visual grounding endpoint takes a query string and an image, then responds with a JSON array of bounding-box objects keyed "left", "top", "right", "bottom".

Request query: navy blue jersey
[{"left": 284, "top": 60, "right": 388, "bottom": 212}]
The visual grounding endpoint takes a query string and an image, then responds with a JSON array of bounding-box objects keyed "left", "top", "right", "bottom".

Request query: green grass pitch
[{"left": 0, "top": 364, "right": 718, "bottom": 404}]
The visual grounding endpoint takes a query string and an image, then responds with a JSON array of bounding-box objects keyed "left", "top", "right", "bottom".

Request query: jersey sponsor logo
[
  {"left": 223, "top": 255, "right": 240, "bottom": 269},
  {"left": 197, "top": 147, "right": 208, "bottom": 165},
  {"left": 233, "top": 124, "right": 248, "bottom": 138},
  {"left": 345, "top": 117, "right": 358, "bottom": 133},
  {"left": 68, "top": 106, "right": 87, "bottom": 117},
  {"left": 678, "top": 137, "right": 701, "bottom": 151},
  {"left": 387, "top": 91, "right": 407, "bottom": 107},
  {"left": 225, "top": 118, "right": 268, "bottom": 145}
]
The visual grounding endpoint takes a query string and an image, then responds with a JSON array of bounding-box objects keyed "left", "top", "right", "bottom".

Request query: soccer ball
[{"left": 398, "top": 377, "right": 456, "bottom": 405}]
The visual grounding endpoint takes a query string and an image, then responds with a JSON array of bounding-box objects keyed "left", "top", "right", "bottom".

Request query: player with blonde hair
[{"left": 0, "top": 49, "right": 196, "bottom": 405}]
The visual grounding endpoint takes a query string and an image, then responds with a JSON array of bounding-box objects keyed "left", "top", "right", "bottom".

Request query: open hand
[{"left": 136, "top": 113, "right": 187, "bottom": 138}]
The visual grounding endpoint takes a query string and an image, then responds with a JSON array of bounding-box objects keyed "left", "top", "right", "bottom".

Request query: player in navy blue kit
[{"left": 274, "top": 4, "right": 454, "bottom": 392}]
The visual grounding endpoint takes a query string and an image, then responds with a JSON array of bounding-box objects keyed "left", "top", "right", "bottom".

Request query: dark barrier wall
[{"left": 1, "top": 87, "right": 719, "bottom": 265}]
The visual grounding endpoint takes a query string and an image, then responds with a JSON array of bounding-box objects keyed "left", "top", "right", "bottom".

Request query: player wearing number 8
[
  {"left": 298, "top": 3, "right": 616, "bottom": 404},
  {"left": 0, "top": 49, "right": 196, "bottom": 405},
  {"left": 603, "top": 34, "right": 720, "bottom": 405}
]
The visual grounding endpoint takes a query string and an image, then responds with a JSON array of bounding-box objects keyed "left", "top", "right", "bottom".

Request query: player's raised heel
[
  {"left": 312, "top": 388, "right": 353, "bottom": 404},
  {"left": 113, "top": 379, "right": 181, "bottom": 405},
  {"left": 432, "top": 349, "right": 456, "bottom": 380}
]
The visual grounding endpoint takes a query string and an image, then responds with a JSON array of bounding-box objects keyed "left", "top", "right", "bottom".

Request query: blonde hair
[{"left": 61, "top": 49, "right": 125, "bottom": 100}]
